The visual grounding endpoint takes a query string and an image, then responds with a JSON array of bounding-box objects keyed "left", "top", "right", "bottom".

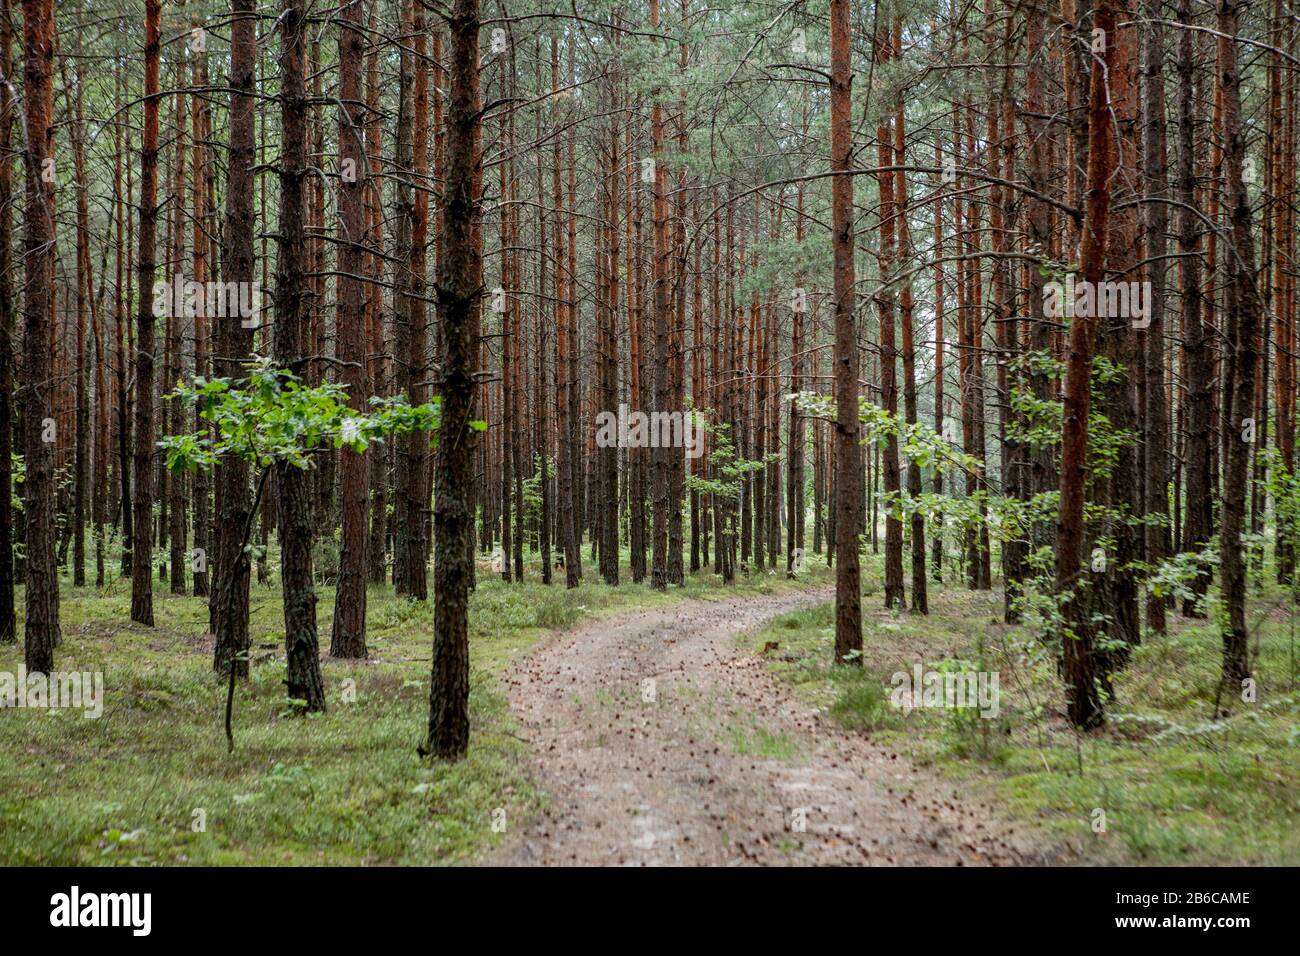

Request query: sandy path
[{"left": 489, "top": 588, "right": 1050, "bottom": 866}]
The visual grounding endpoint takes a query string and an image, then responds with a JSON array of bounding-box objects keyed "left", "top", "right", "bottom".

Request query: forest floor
[
  {"left": 741, "top": 558, "right": 1300, "bottom": 866},
  {"left": 0, "top": 558, "right": 832, "bottom": 865},
  {"left": 5, "top": 550, "right": 1296, "bottom": 866},
  {"left": 490, "top": 585, "right": 1057, "bottom": 865}
]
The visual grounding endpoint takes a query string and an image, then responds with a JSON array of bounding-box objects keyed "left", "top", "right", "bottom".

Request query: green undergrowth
[
  {"left": 747, "top": 553, "right": 1300, "bottom": 865},
  {"left": 0, "top": 550, "right": 829, "bottom": 865}
]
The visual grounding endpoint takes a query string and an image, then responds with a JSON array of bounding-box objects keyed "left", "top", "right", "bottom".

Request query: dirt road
[{"left": 490, "top": 588, "right": 1051, "bottom": 866}]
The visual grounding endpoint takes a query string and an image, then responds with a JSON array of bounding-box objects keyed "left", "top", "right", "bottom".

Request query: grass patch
[
  {"left": 728, "top": 721, "right": 797, "bottom": 759},
  {"left": 744, "top": 553, "right": 1300, "bottom": 865},
  {"left": 1, "top": 554, "right": 830, "bottom": 865}
]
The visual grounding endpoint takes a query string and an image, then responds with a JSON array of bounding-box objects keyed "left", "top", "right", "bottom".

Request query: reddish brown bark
[
  {"left": 1056, "top": 0, "right": 1118, "bottom": 729},
  {"left": 830, "top": 0, "right": 862, "bottom": 663}
]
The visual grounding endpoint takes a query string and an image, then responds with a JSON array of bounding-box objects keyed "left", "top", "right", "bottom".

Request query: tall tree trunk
[
  {"left": 212, "top": 0, "right": 256, "bottom": 675},
  {"left": 650, "top": 0, "right": 671, "bottom": 591},
  {"left": 0, "top": 0, "right": 16, "bottom": 641},
  {"left": 830, "top": 0, "right": 861, "bottom": 664},
  {"left": 130, "top": 0, "right": 160, "bottom": 627},
  {"left": 167, "top": 60, "right": 188, "bottom": 597},
  {"left": 394, "top": 0, "right": 429, "bottom": 600},
  {"left": 600, "top": 105, "right": 620, "bottom": 586},
  {"left": 1092, "top": 0, "right": 1141, "bottom": 671},
  {"left": 273, "top": 0, "right": 326, "bottom": 711},
  {"left": 876, "top": 27, "right": 904, "bottom": 611},
  {"left": 787, "top": 183, "right": 807, "bottom": 578},
  {"left": 70, "top": 62, "right": 89, "bottom": 591},
  {"left": 331, "top": 0, "right": 369, "bottom": 657},
  {"left": 1024, "top": 12, "right": 1057, "bottom": 553},
  {"left": 1217, "top": 0, "right": 1259, "bottom": 691},
  {"left": 1178, "top": 0, "right": 1212, "bottom": 617},
  {"left": 1057, "top": 0, "right": 1117, "bottom": 730},
  {"left": 1143, "top": 8, "right": 1170, "bottom": 634},
  {"left": 190, "top": 23, "right": 211, "bottom": 598},
  {"left": 894, "top": 37, "right": 926, "bottom": 613},
  {"left": 21, "top": 0, "right": 59, "bottom": 667},
  {"left": 116, "top": 69, "right": 134, "bottom": 582},
  {"left": 931, "top": 127, "right": 946, "bottom": 582},
  {"left": 536, "top": 43, "right": 551, "bottom": 586},
  {"left": 553, "top": 38, "right": 579, "bottom": 589},
  {"left": 425, "top": 0, "right": 481, "bottom": 761}
]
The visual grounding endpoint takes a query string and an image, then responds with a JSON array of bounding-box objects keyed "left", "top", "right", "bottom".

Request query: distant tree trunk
[
  {"left": 1267, "top": 0, "right": 1287, "bottom": 577},
  {"left": 627, "top": 113, "right": 646, "bottom": 583},
  {"left": 425, "top": 0, "right": 481, "bottom": 761},
  {"left": 752, "top": 208, "right": 768, "bottom": 577},
  {"left": 787, "top": 185, "right": 807, "bottom": 578},
  {"left": 498, "top": 129, "right": 514, "bottom": 583},
  {"left": 20, "top": 0, "right": 58, "bottom": 668},
  {"left": 1142, "top": 10, "right": 1170, "bottom": 634},
  {"left": 1023, "top": 14, "right": 1057, "bottom": 552},
  {"left": 668, "top": 14, "right": 690, "bottom": 587},
  {"left": 1180, "top": 0, "right": 1213, "bottom": 616},
  {"left": 693, "top": 188, "right": 708, "bottom": 574},
  {"left": 167, "top": 62, "right": 187, "bottom": 597},
  {"left": 536, "top": 50, "right": 551, "bottom": 586},
  {"left": 600, "top": 110, "right": 620, "bottom": 586},
  {"left": 990, "top": 14, "right": 1024, "bottom": 623},
  {"left": 1272, "top": 0, "right": 1296, "bottom": 584},
  {"left": 393, "top": 0, "right": 429, "bottom": 600},
  {"left": 650, "top": 0, "right": 670, "bottom": 591},
  {"left": 509, "top": 150, "right": 525, "bottom": 584},
  {"left": 891, "top": 22, "right": 926, "bottom": 613},
  {"left": 875, "top": 28, "right": 904, "bottom": 610},
  {"left": 70, "top": 62, "right": 90, "bottom": 591},
  {"left": 957, "top": 103, "right": 976, "bottom": 589},
  {"left": 830, "top": 0, "right": 861, "bottom": 664},
  {"left": 365, "top": 28, "right": 388, "bottom": 588},
  {"left": 407, "top": 9, "right": 431, "bottom": 599},
  {"left": 553, "top": 38, "right": 579, "bottom": 590},
  {"left": 118, "top": 84, "right": 134, "bottom": 582},
  {"left": 425, "top": 29, "right": 444, "bottom": 580},
  {"left": 930, "top": 128, "right": 946, "bottom": 582},
  {"left": 565, "top": 52, "right": 582, "bottom": 586},
  {"left": 962, "top": 94, "right": 991, "bottom": 591},
  {"left": 130, "top": 0, "right": 160, "bottom": 627},
  {"left": 331, "top": 0, "right": 369, "bottom": 657},
  {"left": 717, "top": 201, "right": 729, "bottom": 578},
  {"left": 190, "top": 23, "right": 211, "bottom": 598}
]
